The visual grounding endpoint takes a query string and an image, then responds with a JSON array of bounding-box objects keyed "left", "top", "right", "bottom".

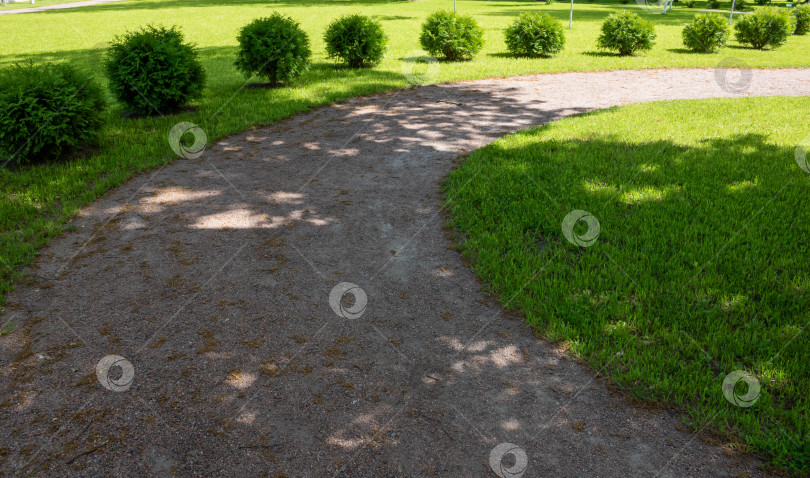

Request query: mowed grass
[
  {"left": 0, "top": 0, "right": 809, "bottom": 304},
  {"left": 443, "top": 96, "right": 810, "bottom": 473}
]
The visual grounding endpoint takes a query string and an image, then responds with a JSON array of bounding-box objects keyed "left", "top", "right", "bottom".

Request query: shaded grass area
[
  {"left": 443, "top": 96, "right": 810, "bottom": 474},
  {"left": 1, "top": 0, "right": 809, "bottom": 305}
]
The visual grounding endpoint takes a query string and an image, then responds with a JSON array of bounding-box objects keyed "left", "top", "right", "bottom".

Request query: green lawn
[
  {"left": 1, "top": 0, "right": 809, "bottom": 304},
  {"left": 443, "top": 96, "right": 810, "bottom": 474}
]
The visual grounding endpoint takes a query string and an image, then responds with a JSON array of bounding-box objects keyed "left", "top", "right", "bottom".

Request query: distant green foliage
[
  {"left": 682, "top": 13, "right": 731, "bottom": 52},
  {"left": 505, "top": 12, "right": 566, "bottom": 58},
  {"left": 324, "top": 15, "right": 388, "bottom": 68},
  {"left": 0, "top": 63, "right": 105, "bottom": 166},
  {"left": 793, "top": 4, "right": 810, "bottom": 35},
  {"left": 235, "top": 14, "right": 312, "bottom": 84},
  {"left": 104, "top": 25, "right": 205, "bottom": 115},
  {"left": 597, "top": 11, "right": 656, "bottom": 55},
  {"left": 419, "top": 10, "right": 484, "bottom": 61},
  {"left": 734, "top": 7, "right": 793, "bottom": 49}
]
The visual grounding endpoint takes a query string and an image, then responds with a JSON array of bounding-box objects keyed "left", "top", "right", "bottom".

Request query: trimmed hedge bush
[
  {"left": 104, "top": 25, "right": 205, "bottom": 115},
  {"left": 419, "top": 10, "right": 484, "bottom": 61},
  {"left": 734, "top": 7, "right": 793, "bottom": 49},
  {"left": 504, "top": 12, "right": 566, "bottom": 57},
  {"left": 235, "top": 14, "right": 311, "bottom": 85},
  {"left": 0, "top": 63, "right": 106, "bottom": 167},
  {"left": 597, "top": 11, "right": 656, "bottom": 56},
  {"left": 324, "top": 14, "right": 388, "bottom": 68},
  {"left": 793, "top": 4, "right": 810, "bottom": 35},
  {"left": 682, "top": 13, "right": 731, "bottom": 52}
]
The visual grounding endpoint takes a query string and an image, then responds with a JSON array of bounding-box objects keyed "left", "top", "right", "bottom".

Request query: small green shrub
[
  {"left": 324, "top": 15, "right": 388, "bottom": 68},
  {"left": 0, "top": 63, "right": 105, "bottom": 167},
  {"left": 104, "top": 25, "right": 204, "bottom": 115},
  {"left": 597, "top": 11, "right": 656, "bottom": 55},
  {"left": 419, "top": 10, "right": 484, "bottom": 61},
  {"left": 682, "top": 13, "right": 731, "bottom": 52},
  {"left": 793, "top": 4, "right": 810, "bottom": 35},
  {"left": 755, "top": 0, "right": 769, "bottom": 5},
  {"left": 504, "top": 12, "right": 566, "bottom": 57},
  {"left": 708, "top": 0, "right": 720, "bottom": 8},
  {"left": 235, "top": 14, "right": 311, "bottom": 85},
  {"left": 734, "top": 7, "right": 793, "bottom": 49},
  {"left": 735, "top": 0, "right": 748, "bottom": 10},
  {"left": 685, "top": 1, "right": 697, "bottom": 8}
]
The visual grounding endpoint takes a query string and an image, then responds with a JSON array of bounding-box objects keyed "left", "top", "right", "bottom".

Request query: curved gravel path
[{"left": 2, "top": 68, "right": 809, "bottom": 477}]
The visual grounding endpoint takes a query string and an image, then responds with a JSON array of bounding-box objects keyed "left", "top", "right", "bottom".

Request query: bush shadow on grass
[{"left": 581, "top": 50, "right": 621, "bottom": 56}]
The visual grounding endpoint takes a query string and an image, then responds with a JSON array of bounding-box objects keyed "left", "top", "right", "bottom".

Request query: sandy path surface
[
  {"left": 1, "top": 68, "right": 808, "bottom": 477},
  {"left": 0, "top": 0, "right": 124, "bottom": 15}
]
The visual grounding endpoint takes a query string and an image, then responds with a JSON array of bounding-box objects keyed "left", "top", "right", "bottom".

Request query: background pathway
[{"left": 0, "top": 0, "right": 124, "bottom": 15}]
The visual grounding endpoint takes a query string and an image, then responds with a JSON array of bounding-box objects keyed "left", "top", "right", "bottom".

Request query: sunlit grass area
[
  {"left": 443, "top": 96, "right": 810, "bottom": 474},
  {"left": 0, "top": 0, "right": 808, "bottom": 305}
]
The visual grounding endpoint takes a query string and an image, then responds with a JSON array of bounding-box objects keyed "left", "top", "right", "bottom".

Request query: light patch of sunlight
[
  {"left": 327, "top": 437, "right": 364, "bottom": 449},
  {"left": 638, "top": 164, "right": 659, "bottom": 173},
  {"left": 142, "top": 187, "right": 221, "bottom": 206},
  {"left": 720, "top": 293, "right": 748, "bottom": 312},
  {"left": 501, "top": 418, "right": 521, "bottom": 431},
  {"left": 759, "top": 364, "right": 791, "bottom": 389},
  {"left": 727, "top": 180, "right": 757, "bottom": 193},
  {"left": 583, "top": 180, "right": 614, "bottom": 195},
  {"left": 122, "top": 216, "right": 148, "bottom": 230},
  {"left": 451, "top": 345, "right": 525, "bottom": 373},
  {"left": 191, "top": 208, "right": 270, "bottom": 229},
  {"left": 619, "top": 185, "right": 677, "bottom": 205},
  {"left": 245, "top": 135, "right": 270, "bottom": 143},
  {"left": 226, "top": 370, "right": 256, "bottom": 390},
  {"left": 266, "top": 191, "right": 305, "bottom": 204}
]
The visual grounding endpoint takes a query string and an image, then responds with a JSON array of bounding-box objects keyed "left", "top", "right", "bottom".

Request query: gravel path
[
  {"left": 1, "top": 67, "right": 808, "bottom": 477},
  {"left": 0, "top": 0, "right": 124, "bottom": 15}
]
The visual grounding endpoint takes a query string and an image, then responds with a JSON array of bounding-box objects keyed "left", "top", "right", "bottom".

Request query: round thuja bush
[
  {"left": 793, "top": 4, "right": 810, "bottom": 35},
  {"left": 104, "top": 25, "right": 205, "bottom": 115},
  {"left": 235, "top": 14, "right": 311, "bottom": 85},
  {"left": 504, "top": 12, "right": 566, "bottom": 57},
  {"left": 419, "top": 10, "right": 484, "bottom": 61},
  {"left": 324, "top": 15, "right": 388, "bottom": 68},
  {"left": 682, "top": 12, "right": 731, "bottom": 52},
  {"left": 734, "top": 7, "right": 793, "bottom": 49},
  {"left": 597, "top": 11, "right": 656, "bottom": 55},
  {"left": 0, "top": 63, "right": 106, "bottom": 167}
]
